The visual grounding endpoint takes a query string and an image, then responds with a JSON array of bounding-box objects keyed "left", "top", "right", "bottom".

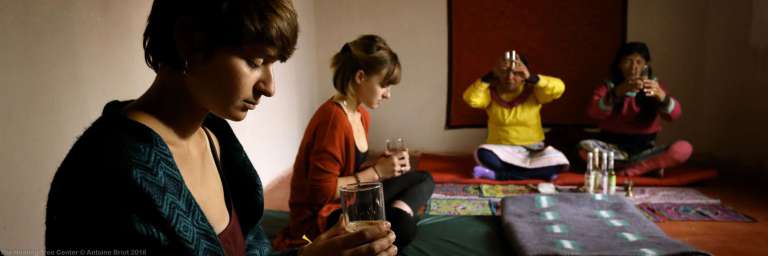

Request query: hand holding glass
[
  {"left": 385, "top": 137, "right": 406, "bottom": 154},
  {"left": 385, "top": 138, "right": 410, "bottom": 174},
  {"left": 504, "top": 50, "right": 518, "bottom": 70}
]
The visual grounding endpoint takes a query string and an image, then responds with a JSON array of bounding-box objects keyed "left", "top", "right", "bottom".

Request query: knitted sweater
[{"left": 46, "top": 100, "right": 294, "bottom": 255}]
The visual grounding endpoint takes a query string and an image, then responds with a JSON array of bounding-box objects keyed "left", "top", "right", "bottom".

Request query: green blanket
[{"left": 261, "top": 210, "right": 513, "bottom": 255}]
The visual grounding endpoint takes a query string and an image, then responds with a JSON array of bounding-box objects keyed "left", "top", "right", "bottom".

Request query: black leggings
[
  {"left": 381, "top": 171, "right": 435, "bottom": 212},
  {"left": 327, "top": 171, "right": 435, "bottom": 248},
  {"left": 477, "top": 148, "right": 563, "bottom": 180}
]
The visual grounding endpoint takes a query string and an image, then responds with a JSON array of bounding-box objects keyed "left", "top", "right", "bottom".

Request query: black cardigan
[{"left": 46, "top": 100, "right": 294, "bottom": 255}]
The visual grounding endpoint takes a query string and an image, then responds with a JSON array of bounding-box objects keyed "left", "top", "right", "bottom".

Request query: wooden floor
[
  {"left": 264, "top": 172, "right": 768, "bottom": 255},
  {"left": 655, "top": 175, "right": 768, "bottom": 255}
]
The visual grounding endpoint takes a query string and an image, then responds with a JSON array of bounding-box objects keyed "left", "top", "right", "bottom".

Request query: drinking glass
[
  {"left": 505, "top": 50, "right": 518, "bottom": 69},
  {"left": 340, "top": 182, "right": 386, "bottom": 232},
  {"left": 385, "top": 137, "right": 406, "bottom": 153},
  {"left": 386, "top": 137, "right": 410, "bottom": 173}
]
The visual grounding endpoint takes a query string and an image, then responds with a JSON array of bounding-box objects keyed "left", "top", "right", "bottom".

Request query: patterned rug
[
  {"left": 426, "top": 198, "right": 500, "bottom": 216},
  {"left": 431, "top": 183, "right": 533, "bottom": 198},
  {"left": 428, "top": 184, "right": 533, "bottom": 215},
  {"left": 429, "top": 184, "right": 753, "bottom": 222},
  {"left": 637, "top": 203, "right": 755, "bottom": 222},
  {"left": 628, "top": 187, "right": 720, "bottom": 204},
  {"left": 430, "top": 183, "right": 483, "bottom": 198}
]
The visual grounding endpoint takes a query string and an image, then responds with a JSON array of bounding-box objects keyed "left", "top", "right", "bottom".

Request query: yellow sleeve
[
  {"left": 532, "top": 74, "right": 565, "bottom": 104},
  {"left": 463, "top": 79, "right": 491, "bottom": 109}
]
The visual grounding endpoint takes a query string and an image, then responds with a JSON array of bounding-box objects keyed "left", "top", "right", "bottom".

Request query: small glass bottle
[
  {"left": 585, "top": 152, "right": 595, "bottom": 193},
  {"left": 601, "top": 152, "right": 609, "bottom": 195},
  {"left": 591, "top": 148, "right": 602, "bottom": 194},
  {"left": 608, "top": 152, "right": 617, "bottom": 195},
  {"left": 625, "top": 180, "right": 634, "bottom": 198}
]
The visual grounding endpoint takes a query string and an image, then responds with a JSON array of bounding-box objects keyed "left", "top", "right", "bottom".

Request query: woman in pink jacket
[{"left": 580, "top": 42, "right": 692, "bottom": 176}]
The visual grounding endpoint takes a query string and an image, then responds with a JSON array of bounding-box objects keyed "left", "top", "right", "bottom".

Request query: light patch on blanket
[
  {"left": 606, "top": 219, "right": 628, "bottom": 227},
  {"left": 546, "top": 224, "right": 569, "bottom": 234},
  {"left": 540, "top": 211, "right": 560, "bottom": 221},
  {"left": 640, "top": 248, "right": 659, "bottom": 255},
  {"left": 597, "top": 210, "right": 614, "bottom": 218},
  {"left": 619, "top": 232, "right": 643, "bottom": 242},
  {"left": 536, "top": 195, "right": 554, "bottom": 208},
  {"left": 593, "top": 194, "right": 605, "bottom": 201},
  {"left": 554, "top": 239, "right": 580, "bottom": 251}
]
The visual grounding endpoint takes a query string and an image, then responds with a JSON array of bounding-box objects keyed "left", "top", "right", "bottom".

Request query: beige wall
[
  {"left": 628, "top": 0, "right": 768, "bottom": 172},
  {"left": 0, "top": 0, "right": 319, "bottom": 250},
  {"left": 0, "top": 0, "right": 154, "bottom": 250}
]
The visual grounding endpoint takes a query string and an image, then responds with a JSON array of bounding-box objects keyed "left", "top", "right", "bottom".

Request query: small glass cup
[
  {"left": 504, "top": 50, "right": 518, "bottom": 69},
  {"left": 385, "top": 137, "right": 406, "bottom": 154},
  {"left": 340, "top": 182, "right": 386, "bottom": 232},
  {"left": 386, "top": 137, "right": 410, "bottom": 173}
]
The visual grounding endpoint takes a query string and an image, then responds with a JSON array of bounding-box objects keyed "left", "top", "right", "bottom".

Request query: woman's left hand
[
  {"left": 378, "top": 150, "right": 410, "bottom": 179},
  {"left": 641, "top": 79, "right": 666, "bottom": 102},
  {"left": 393, "top": 149, "right": 411, "bottom": 176},
  {"left": 382, "top": 148, "right": 411, "bottom": 178}
]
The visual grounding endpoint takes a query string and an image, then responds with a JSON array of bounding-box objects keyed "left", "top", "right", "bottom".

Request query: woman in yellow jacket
[{"left": 464, "top": 51, "right": 569, "bottom": 180}]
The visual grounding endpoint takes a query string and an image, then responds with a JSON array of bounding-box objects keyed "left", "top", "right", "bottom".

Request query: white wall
[
  {"left": 0, "top": 0, "right": 155, "bottom": 250},
  {"left": 0, "top": 0, "right": 319, "bottom": 250}
]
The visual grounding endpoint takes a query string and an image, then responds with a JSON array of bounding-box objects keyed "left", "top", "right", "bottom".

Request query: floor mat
[
  {"left": 432, "top": 183, "right": 534, "bottom": 198},
  {"left": 417, "top": 153, "right": 719, "bottom": 186},
  {"left": 428, "top": 184, "right": 751, "bottom": 222},
  {"left": 428, "top": 184, "right": 534, "bottom": 216},
  {"left": 431, "top": 183, "right": 482, "bottom": 198},
  {"left": 427, "top": 198, "right": 500, "bottom": 216},
  {"left": 638, "top": 203, "right": 755, "bottom": 222},
  {"left": 480, "top": 184, "right": 535, "bottom": 197},
  {"left": 628, "top": 187, "right": 720, "bottom": 204}
]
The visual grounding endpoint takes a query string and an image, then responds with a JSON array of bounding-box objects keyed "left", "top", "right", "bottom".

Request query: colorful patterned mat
[
  {"left": 431, "top": 183, "right": 533, "bottom": 198},
  {"left": 427, "top": 198, "right": 500, "bottom": 216},
  {"left": 428, "top": 184, "right": 533, "bottom": 216},
  {"left": 427, "top": 184, "right": 533, "bottom": 216},
  {"left": 428, "top": 184, "right": 754, "bottom": 222},
  {"left": 637, "top": 203, "right": 755, "bottom": 222},
  {"left": 629, "top": 187, "right": 720, "bottom": 204}
]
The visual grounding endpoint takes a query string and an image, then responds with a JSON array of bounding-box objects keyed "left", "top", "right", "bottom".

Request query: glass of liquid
[
  {"left": 340, "top": 182, "right": 386, "bottom": 232},
  {"left": 385, "top": 137, "right": 407, "bottom": 154},
  {"left": 505, "top": 50, "right": 518, "bottom": 70},
  {"left": 385, "top": 137, "right": 410, "bottom": 173}
]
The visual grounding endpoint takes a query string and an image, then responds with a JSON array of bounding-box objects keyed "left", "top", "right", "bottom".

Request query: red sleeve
[
  {"left": 305, "top": 108, "right": 349, "bottom": 204},
  {"left": 587, "top": 83, "right": 614, "bottom": 120}
]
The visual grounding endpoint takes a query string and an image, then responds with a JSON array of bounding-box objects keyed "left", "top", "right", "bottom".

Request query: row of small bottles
[{"left": 584, "top": 148, "right": 617, "bottom": 195}]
